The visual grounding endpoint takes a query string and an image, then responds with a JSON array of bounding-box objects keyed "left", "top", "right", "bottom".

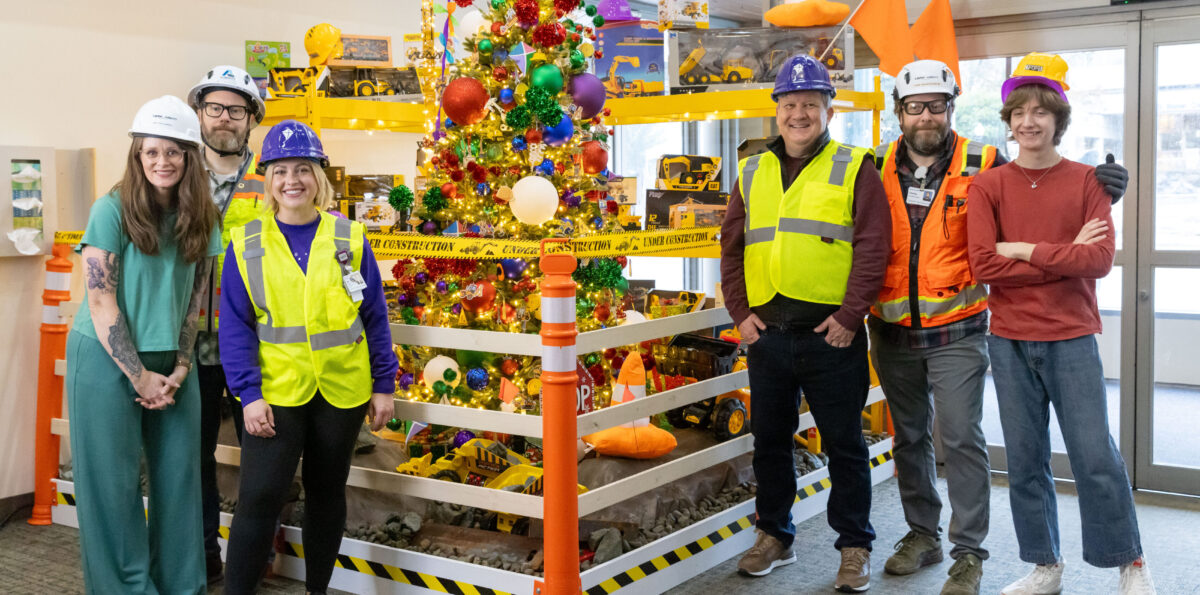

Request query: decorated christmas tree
[{"left": 388, "top": 0, "right": 641, "bottom": 414}]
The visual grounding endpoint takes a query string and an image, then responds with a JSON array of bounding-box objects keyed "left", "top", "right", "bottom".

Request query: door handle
[{"left": 1139, "top": 289, "right": 1150, "bottom": 301}]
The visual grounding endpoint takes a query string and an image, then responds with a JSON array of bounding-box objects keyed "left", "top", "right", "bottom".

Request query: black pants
[
  {"left": 224, "top": 395, "right": 367, "bottom": 594},
  {"left": 747, "top": 326, "right": 875, "bottom": 551},
  {"left": 199, "top": 363, "right": 243, "bottom": 560}
]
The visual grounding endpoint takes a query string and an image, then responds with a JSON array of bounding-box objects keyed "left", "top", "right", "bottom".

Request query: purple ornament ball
[
  {"left": 499, "top": 258, "right": 529, "bottom": 279},
  {"left": 452, "top": 430, "right": 476, "bottom": 449},
  {"left": 414, "top": 272, "right": 428, "bottom": 285},
  {"left": 421, "top": 221, "right": 438, "bottom": 235},
  {"left": 569, "top": 73, "right": 607, "bottom": 119},
  {"left": 436, "top": 280, "right": 448, "bottom": 293},
  {"left": 398, "top": 372, "right": 415, "bottom": 390}
]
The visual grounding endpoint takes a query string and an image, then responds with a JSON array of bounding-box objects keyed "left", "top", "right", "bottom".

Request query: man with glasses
[
  {"left": 185, "top": 64, "right": 266, "bottom": 584},
  {"left": 868, "top": 60, "right": 1128, "bottom": 595}
]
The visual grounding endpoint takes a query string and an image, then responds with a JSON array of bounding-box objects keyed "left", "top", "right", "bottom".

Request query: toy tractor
[
  {"left": 809, "top": 37, "right": 845, "bottom": 71},
  {"left": 717, "top": 58, "right": 754, "bottom": 84}
]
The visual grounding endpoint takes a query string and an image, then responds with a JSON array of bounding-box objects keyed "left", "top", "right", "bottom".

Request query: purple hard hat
[
  {"left": 772, "top": 54, "right": 835, "bottom": 102},
  {"left": 597, "top": 0, "right": 635, "bottom": 22},
  {"left": 257, "top": 119, "right": 329, "bottom": 174}
]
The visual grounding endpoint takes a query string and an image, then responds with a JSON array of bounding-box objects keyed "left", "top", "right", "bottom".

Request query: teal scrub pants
[{"left": 66, "top": 331, "right": 206, "bottom": 595}]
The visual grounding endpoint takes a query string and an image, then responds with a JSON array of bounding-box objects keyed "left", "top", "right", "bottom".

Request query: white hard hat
[
  {"left": 187, "top": 65, "right": 266, "bottom": 123},
  {"left": 894, "top": 60, "right": 959, "bottom": 101},
  {"left": 129, "top": 95, "right": 202, "bottom": 146}
]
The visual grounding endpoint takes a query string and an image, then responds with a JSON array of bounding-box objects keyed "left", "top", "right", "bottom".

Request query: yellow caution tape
[
  {"left": 54, "top": 231, "right": 84, "bottom": 245},
  {"left": 367, "top": 227, "right": 719, "bottom": 260}
]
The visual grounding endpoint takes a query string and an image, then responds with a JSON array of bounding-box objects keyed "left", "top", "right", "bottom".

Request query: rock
[
  {"left": 419, "top": 538, "right": 432, "bottom": 550},
  {"left": 591, "top": 527, "right": 623, "bottom": 564},
  {"left": 402, "top": 512, "right": 422, "bottom": 534}
]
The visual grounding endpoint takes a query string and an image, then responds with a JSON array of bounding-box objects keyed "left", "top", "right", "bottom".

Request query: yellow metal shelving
[{"left": 262, "top": 96, "right": 430, "bottom": 135}]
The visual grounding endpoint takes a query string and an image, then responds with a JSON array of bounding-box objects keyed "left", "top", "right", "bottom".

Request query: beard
[
  {"left": 903, "top": 122, "right": 950, "bottom": 157},
  {"left": 202, "top": 125, "right": 249, "bottom": 154}
]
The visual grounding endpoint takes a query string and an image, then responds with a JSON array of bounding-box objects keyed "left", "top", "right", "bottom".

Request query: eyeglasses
[
  {"left": 139, "top": 148, "right": 184, "bottom": 162},
  {"left": 201, "top": 101, "right": 250, "bottom": 121},
  {"left": 902, "top": 99, "right": 951, "bottom": 116}
]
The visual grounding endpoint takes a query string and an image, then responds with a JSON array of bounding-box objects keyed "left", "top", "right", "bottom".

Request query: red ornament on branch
[
  {"left": 514, "top": 0, "right": 539, "bottom": 26},
  {"left": 532, "top": 22, "right": 567, "bottom": 48}
]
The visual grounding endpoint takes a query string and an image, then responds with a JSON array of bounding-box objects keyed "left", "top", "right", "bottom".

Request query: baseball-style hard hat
[
  {"left": 772, "top": 54, "right": 835, "bottom": 102},
  {"left": 257, "top": 120, "right": 329, "bottom": 174},
  {"left": 129, "top": 95, "right": 202, "bottom": 146},
  {"left": 894, "top": 60, "right": 959, "bottom": 101},
  {"left": 187, "top": 65, "right": 266, "bottom": 123},
  {"left": 1001, "top": 52, "right": 1070, "bottom": 103}
]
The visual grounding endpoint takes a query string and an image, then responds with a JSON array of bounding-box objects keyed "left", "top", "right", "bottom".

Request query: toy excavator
[{"left": 602, "top": 56, "right": 665, "bottom": 99}]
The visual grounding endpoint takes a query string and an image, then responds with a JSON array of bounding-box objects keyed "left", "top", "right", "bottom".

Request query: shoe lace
[
  {"left": 842, "top": 548, "right": 869, "bottom": 572},
  {"left": 892, "top": 531, "right": 922, "bottom": 552},
  {"left": 949, "top": 556, "right": 978, "bottom": 578},
  {"left": 747, "top": 530, "right": 773, "bottom": 556}
]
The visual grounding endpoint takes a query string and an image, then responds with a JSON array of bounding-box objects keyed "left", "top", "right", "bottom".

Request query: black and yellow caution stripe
[{"left": 278, "top": 539, "right": 513, "bottom": 595}]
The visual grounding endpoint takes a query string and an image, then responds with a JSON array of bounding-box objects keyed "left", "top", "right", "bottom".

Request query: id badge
[
  {"left": 905, "top": 187, "right": 936, "bottom": 207},
  {"left": 343, "top": 271, "right": 367, "bottom": 302}
]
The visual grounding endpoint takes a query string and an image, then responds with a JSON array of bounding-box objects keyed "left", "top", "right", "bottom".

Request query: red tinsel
[
  {"left": 453, "top": 0, "right": 473, "bottom": 7},
  {"left": 605, "top": 200, "right": 619, "bottom": 213},
  {"left": 532, "top": 22, "right": 566, "bottom": 47},
  {"left": 424, "top": 257, "right": 479, "bottom": 278},
  {"left": 553, "top": 0, "right": 577, "bottom": 13},
  {"left": 514, "top": 0, "right": 539, "bottom": 26}
]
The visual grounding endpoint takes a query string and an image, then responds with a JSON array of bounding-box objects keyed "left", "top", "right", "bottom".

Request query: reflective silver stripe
[
  {"left": 963, "top": 142, "right": 986, "bottom": 176},
  {"left": 309, "top": 317, "right": 365, "bottom": 350},
  {"left": 828, "top": 145, "right": 854, "bottom": 185},
  {"left": 242, "top": 219, "right": 270, "bottom": 315},
  {"left": 779, "top": 217, "right": 854, "bottom": 243},
  {"left": 236, "top": 178, "right": 264, "bottom": 195},
  {"left": 741, "top": 154, "right": 763, "bottom": 235},
  {"left": 875, "top": 284, "right": 989, "bottom": 323},
  {"left": 333, "top": 216, "right": 354, "bottom": 275},
  {"left": 257, "top": 323, "right": 307, "bottom": 344},
  {"left": 745, "top": 227, "right": 776, "bottom": 246},
  {"left": 873, "top": 143, "right": 891, "bottom": 171}
]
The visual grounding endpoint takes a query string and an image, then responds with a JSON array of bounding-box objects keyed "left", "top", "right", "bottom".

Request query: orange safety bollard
[
  {"left": 535, "top": 238, "right": 581, "bottom": 595},
  {"left": 30, "top": 243, "right": 74, "bottom": 526}
]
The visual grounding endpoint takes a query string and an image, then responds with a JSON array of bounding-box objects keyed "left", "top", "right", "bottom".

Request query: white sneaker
[
  {"left": 1001, "top": 561, "right": 1064, "bottom": 595},
  {"left": 1119, "top": 557, "right": 1156, "bottom": 594}
]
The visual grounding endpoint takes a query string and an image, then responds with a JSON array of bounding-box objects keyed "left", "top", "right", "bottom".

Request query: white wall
[{"left": 0, "top": 0, "right": 422, "bottom": 500}]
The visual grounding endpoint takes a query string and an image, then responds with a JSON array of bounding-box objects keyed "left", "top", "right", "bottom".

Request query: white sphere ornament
[
  {"left": 454, "top": 8, "right": 486, "bottom": 47},
  {"left": 422, "top": 355, "right": 462, "bottom": 389},
  {"left": 510, "top": 175, "right": 560, "bottom": 225},
  {"left": 621, "top": 310, "right": 647, "bottom": 325}
]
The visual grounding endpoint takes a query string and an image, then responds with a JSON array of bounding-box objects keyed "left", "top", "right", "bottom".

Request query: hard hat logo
[
  {"left": 1026, "top": 64, "right": 1044, "bottom": 72},
  {"left": 281, "top": 129, "right": 295, "bottom": 143},
  {"left": 772, "top": 54, "right": 834, "bottom": 101},
  {"left": 791, "top": 63, "right": 808, "bottom": 83}
]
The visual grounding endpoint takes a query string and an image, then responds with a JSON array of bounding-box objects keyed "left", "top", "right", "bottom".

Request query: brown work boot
[
  {"left": 884, "top": 530, "right": 944, "bottom": 575},
  {"left": 737, "top": 530, "right": 796, "bottom": 577},
  {"left": 835, "top": 547, "right": 871, "bottom": 592},
  {"left": 942, "top": 554, "right": 983, "bottom": 595}
]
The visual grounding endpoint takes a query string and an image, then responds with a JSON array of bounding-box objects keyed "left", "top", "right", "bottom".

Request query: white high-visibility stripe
[
  {"left": 540, "top": 296, "right": 575, "bottom": 324},
  {"left": 541, "top": 345, "right": 577, "bottom": 372},
  {"left": 42, "top": 305, "right": 63, "bottom": 325},
  {"left": 45, "top": 272, "right": 71, "bottom": 292}
]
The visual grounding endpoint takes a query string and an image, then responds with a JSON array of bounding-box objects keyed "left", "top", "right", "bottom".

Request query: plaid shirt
[{"left": 870, "top": 310, "right": 988, "bottom": 350}]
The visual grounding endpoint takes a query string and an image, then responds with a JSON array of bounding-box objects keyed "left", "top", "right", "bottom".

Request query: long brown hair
[{"left": 112, "top": 136, "right": 218, "bottom": 262}]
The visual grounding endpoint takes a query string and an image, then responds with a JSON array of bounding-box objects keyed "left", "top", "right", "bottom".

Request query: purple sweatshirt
[{"left": 219, "top": 217, "right": 398, "bottom": 407}]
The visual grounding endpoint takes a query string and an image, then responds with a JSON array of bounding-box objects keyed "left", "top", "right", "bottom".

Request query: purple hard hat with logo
[
  {"left": 597, "top": 0, "right": 636, "bottom": 22},
  {"left": 257, "top": 119, "right": 329, "bottom": 174},
  {"left": 772, "top": 54, "right": 835, "bottom": 102}
]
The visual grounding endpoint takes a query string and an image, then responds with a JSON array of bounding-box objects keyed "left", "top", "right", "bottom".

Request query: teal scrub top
[{"left": 72, "top": 191, "right": 222, "bottom": 352}]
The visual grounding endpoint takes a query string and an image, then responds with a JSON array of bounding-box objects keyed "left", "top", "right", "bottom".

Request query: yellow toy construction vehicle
[
  {"left": 717, "top": 58, "right": 754, "bottom": 84},
  {"left": 667, "top": 357, "right": 749, "bottom": 441},
  {"left": 679, "top": 45, "right": 708, "bottom": 85},
  {"left": 658, "top": 155, "right": 721, "bottom": 191},
  {"left": 603, "top": 56, "right": 639, "bottom": 98},
  {"left": 808, "top": 38, "right": 845, "bottom": 71}
]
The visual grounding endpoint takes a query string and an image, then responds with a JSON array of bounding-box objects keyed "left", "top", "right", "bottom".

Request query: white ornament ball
[
  {"left": 510, "top": 175, "right": 560, "bottom": 225},
  {"left": 454, "top": 8, "right": 486, "bottom": 47},
  {"left": 621, "top": 310, "right": 647, "bottom": 325},
  {"left": 422, "top": 355, "right": 462, "bottom": 389}
]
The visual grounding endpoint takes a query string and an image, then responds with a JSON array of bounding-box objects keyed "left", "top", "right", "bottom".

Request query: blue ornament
[
  {"left": 466, "top": 367, "right": 489, "bottom": 390},
  {"left": 537, "top": 159, "right": 555, "bottom": 176},
  {"left": 444, "top": 117, "right": 455, "bottom": 128},
  {"left": 499, "top": 87, "right": 515, "bottom": 104},
  {"left": 493, "top": 49, "right": 510, "bottom": 63},
  {"left": 542, "top": 111, "right": 574, "bottom": 146},
  {"left": 592, "top": 216, "right": 604, "bottom": 229},
  {"left": 476, "top": 182, "right": 491, "bottom": 195},
  {"left": 512, "top": 136, "right": 527, "bottom": 151},
  {"left": 452, "top": 430, "right": 477, "bottom": 449},
  {"left": 500, "top": 258, "right": 529, "bottom": 279}
]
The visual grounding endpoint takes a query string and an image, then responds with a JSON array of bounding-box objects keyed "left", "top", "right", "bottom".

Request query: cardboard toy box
[
  {"left": 645, "top": 188, "right": 727, "bottom": 230},
  {"left": 656, "top": 154, "right": 721, "bottom": 191},
  {"left": 737, "top": 137, "right": 773, "bottom": 162},
  {"left": 669, "top": 197, "right": 726, "bottom": 229},
  {"left": 669, "top": 25, "right": 854, "bottom": 92},
  {"left": 596, "top": 21, "right": 666, "bottom": 99},
  {"left": 355, "top": 199, "right": 397, "bottom": 231},
  {"left": 657, "top": 0, "right": 710, "bottom": 31}
]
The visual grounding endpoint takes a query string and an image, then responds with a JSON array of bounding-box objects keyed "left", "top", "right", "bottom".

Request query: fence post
[
  {"left": 30, "top": 243, "right": 73, "bottom": 526},
  {"left": 535, "top": 238, "right": 581, "bottom": 595}
]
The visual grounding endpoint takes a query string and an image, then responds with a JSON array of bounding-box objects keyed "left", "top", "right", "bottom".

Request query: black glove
[{"left": 1095, "top": 153, "right": 1128, "bottom": 204}]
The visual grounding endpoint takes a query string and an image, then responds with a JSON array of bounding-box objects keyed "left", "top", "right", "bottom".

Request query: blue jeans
[
  {"left": 988, "top": 334, "right": 1142, "bottom": 568},
  {"left": 747, "top": 326, "right": 875, "bottom": 550}
]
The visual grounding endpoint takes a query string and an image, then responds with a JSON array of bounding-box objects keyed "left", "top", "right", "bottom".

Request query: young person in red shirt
[{"left": 967, "top": 53, "right": 1154, "bottom": 595}]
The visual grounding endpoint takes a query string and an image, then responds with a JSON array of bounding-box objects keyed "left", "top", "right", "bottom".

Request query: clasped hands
[{"left": 133, "top": 364, "right": 190, "bottom": 410}]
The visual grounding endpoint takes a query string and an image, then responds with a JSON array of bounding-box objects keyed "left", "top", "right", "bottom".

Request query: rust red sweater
[
  {"left": 966, "top": 158, "right": 1115, "bottom": 341},
  {"left": 719, "top": 136, "right": 891, "bottom": 332}
]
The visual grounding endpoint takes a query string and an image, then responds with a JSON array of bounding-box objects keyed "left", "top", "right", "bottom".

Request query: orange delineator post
[
  {"left": 30, "top": 243, "right": 74, "bottom": 526},
  {"left": 535, "top": 238, "right": 581, "bottom": 595}
]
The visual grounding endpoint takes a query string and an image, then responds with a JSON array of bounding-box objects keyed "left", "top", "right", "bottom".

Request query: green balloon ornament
[
  {"left": 592, "top": 14, "right": 605, "bottom": 26},
  {"left": 569, "top": 50, "right": 585, "bottom": 70},
  {"left": 478, "top": 39, "right": 494, "bottom": 54},
  {"left": 586, "top": 5, "right": 597, "bottom": 15},
  {"left": 531, "top": 64, "right": 565, "bottom": 94}
]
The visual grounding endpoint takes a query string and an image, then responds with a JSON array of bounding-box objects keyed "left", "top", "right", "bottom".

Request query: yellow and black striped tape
[
  {"left": 585, "top": 450, "right": 894, "bottom": 595},
  {"left": 278, "top": 540, "right": 513, "bottom": 595}
]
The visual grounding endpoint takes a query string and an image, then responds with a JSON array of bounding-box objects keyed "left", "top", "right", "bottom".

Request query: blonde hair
[{"left": 262, "top": 160, "right": 335, "bottom": 213}]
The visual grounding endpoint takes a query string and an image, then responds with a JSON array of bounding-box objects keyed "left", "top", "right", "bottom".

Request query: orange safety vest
[
  {"left": 199, "top": 154, "right": 265, "bottom": 333},
  {"left": 870, "top": 134, "right": 997, "bottom": 328}
]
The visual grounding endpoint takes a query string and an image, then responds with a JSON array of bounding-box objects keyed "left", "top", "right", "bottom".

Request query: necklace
[{"left": 1013, "top": 160, "right": 1061, "bottom": 189}]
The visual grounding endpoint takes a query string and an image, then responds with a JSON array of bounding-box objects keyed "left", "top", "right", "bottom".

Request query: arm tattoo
[
  {"left": 176, "top": 257, "right": 213, "bottom": 364},
  {"left": 85, "top": 252, "right": 120, "bottom": 293},
  {"left": 108, "top": 310, "right": 144, "bottom": 381}
]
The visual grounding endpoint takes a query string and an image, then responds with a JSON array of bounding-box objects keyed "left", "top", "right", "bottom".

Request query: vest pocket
[
  {"left": 799, "top": 182, "right": 852, "bottom": 225},
  {"left": 325, "top": 287, "right": 359, "bottom": 328},
  {"left": 924, "top": 260, "right": 972, "bottom": 291}
]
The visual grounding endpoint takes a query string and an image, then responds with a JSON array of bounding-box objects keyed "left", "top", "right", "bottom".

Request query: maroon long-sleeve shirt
[
  {"left": 967, "top": 158, "right": 1114, "bottom": 341},
  {"left": 719, "top": 135, "right": 891, "bottom": 332}
]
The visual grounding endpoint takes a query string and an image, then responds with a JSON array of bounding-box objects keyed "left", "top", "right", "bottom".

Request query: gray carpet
[{"left": 2, "top": 475, "right": 1198, "bottom": 594}]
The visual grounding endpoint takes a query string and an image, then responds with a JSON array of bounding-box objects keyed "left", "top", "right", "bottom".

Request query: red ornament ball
[
  {"left": 442, "top": 77, "right": 490, "bottom": 126},
  {"left": 501, "top": 358, "right": 520, "bottom": 376},
  {"left": 454, "top": 0, "right": 473, "bottom": 7},
  {"left": 440, "top": 182, "right": 458, "bottom": 198},
  {"left": 594, "top": 303, "right": 610, "bottom": 321},
  {"left": 490, "top": 22, "right": 503, "bottom": 35},
  {"left": 450, "top": 169, "right": 465, "bottom": 182},
  {"left": 524, "top": 129, "right": 543, "bottom": 144},
  {"left": 586, "top": 364, "right": 606, "bottom": 385},
  {"left": 461, "top": 279, "right": 497, "bottom": 313},
  {"left": 580, "top": 140, "right": 608, "bottom": 174},
  {"left": 493, "top": 66, "right": 509, "bottom": 81},
  {"left": 605, "top": 200, "right": 619, "bottom": 213}
]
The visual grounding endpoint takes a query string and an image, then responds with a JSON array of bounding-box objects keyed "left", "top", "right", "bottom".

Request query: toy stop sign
[{"left": 576, "top": 360, "right": 594, "bottom": 415}]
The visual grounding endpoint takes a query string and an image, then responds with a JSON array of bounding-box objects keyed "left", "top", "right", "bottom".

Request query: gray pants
[{"left": 869, "top": 327, "right": 991, "bottom": 560}]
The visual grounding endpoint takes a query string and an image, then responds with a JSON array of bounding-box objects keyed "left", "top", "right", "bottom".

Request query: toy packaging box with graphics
[
  {"left": 669, "top": 25, "right": 854, "bottom": 92},
  {"left": 596, "top": 21, "right": 666, "bottom": 99}
]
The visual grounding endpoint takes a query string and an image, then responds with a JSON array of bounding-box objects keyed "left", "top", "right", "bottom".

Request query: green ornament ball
[
  {"left": 443, "top": 368, "right": 458, "bottom": 382},
  {"left": 491, "top": 0, "right": 505, "bottom": 8},
  {"left": 569, "top": 50, "right": 585, "bottom": 70},
  {"left": 592, "top": 14, "right": 605, "bottom": 27},
  {"left": 386, "top": 418, "right": 404, "bottom": 431},
  {"left": 448, "top": 282, "right": 460, "bottom": 292},
  {"left": 585, "top": 5, "right": 597, "bottom": 15},
  {"left": 478, "top": 39, "right": 494, "bottom": 54},
  {"left": 531, "top": 64, "right": 565, "bottom": 94},
  {"left": 585, "top": 353, "right": 600, "bottom": 366},
  {"left": 433, "top": 380, "right": 448, "bottom": 394}
]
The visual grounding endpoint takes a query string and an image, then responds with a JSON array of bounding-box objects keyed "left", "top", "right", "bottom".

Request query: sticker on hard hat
[
  {"left": 1026, "top": 65, "right": 1044, "bottom": 72},
  {"left": 281, "top": 129, "right": 295, "bottom": 142},
  {"left": 791, "top": 63, "right": 808, "bottom": 83},
  {"left": 221, "top": 69, "right": 236, "bottom": 79}
]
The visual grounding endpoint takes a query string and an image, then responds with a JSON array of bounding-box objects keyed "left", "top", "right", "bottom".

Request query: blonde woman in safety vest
[
  {"left": 719, "top": 54, "right": 891, "bottom": 592},
  {"left": 219, "top": 120, "right": 398, "bottom": 595},
  {"left": 67, "top": 95, "right": 221, "bottom": 594}
]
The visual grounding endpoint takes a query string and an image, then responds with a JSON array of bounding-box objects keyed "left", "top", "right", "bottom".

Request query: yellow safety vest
[
  {"left": 230, "top": 212, "right": 373, "bottom": 408},
  {"left": 200, "top": 154, "right": 265, "bottom": 332},
  {"left": 739, "top": 141, "right": 869, "bottom": 307}
]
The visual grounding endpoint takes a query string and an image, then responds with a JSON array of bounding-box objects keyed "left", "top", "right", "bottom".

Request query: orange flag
[
  {"left": 912, "top": 0, "right": 962, "bottom": 86},
  {"left": 850, "top": 0, "right": 914, "bottom": 76}
]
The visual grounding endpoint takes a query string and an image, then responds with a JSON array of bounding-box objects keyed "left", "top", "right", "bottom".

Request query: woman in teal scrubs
[{"left": 66, "top": 95, "right": 222, "bottom": 594}]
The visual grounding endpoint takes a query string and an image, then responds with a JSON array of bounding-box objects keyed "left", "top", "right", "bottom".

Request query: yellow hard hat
[
  {"left": 1001, "top": 52, "right": 1070, "bottom": 103},
  {"left": 305, "top": 23, "right": 344, "bottom": 66}
]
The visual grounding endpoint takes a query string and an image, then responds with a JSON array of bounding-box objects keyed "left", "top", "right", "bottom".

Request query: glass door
[{"left": 1133, "top": 15, "right": 1200, "bottom": 496}]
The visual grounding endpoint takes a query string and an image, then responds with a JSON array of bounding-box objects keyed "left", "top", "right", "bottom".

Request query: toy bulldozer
[{"left": 661, "top": 333, "right": 750, "bottom": 441}]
